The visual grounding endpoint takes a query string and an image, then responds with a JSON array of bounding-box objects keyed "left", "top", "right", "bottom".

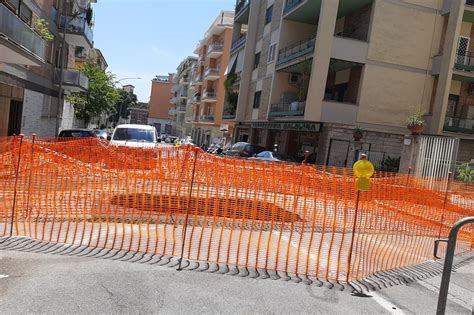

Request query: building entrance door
[
  {"left": 8, "top": 100, "right": 23, "bottom": 136},
  {"left": 326, "top": 139, "right": 350, "bottom": 167}
]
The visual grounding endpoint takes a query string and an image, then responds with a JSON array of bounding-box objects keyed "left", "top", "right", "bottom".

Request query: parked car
[
  {"left": 110, "top": 124, "right": 160, "bottom": 148},
  {"left": 93, "top": 129, "right": 108, "bottom": 139},
  {"left": 250, "top": 151, "right": 296, "bottom": 163},
  {"left": 58, "top": 129, "right": 96, "bottom": 139},
  {"left": 225, "top": 142, "right": 266, "bottom": 158}
]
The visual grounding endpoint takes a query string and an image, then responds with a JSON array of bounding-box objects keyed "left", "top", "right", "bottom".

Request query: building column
[
  {"left": 429, "top": 0, "right": 464, "bottom": 134},
  {"left": 235, "top": 0, "right": 260, "bottom": 122},
  {"left": 304, "top": 0, "right": 340, "bottom": 121}
]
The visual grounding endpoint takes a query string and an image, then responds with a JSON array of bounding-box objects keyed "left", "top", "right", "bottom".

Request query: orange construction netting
[{"left": 0, "top": 136, "right": 472, "bottom": 281}]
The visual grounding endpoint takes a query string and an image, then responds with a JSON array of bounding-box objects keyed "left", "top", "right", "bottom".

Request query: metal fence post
[
  {"left": 438, "top": 172, "right": 453, "bottom": 239},
  {"left": 10, "top": 134, "right": 24, "bottom": 237},
  {"left": 178, "top": 147, "right": 199, "bottom": 271},
  {"left": 435, "top": 217, "right": 474, "bottom": 315},
  {"left": 25, "top": 134, "right": 36, "bottom": 219},
  {"left": 346, "top": 189, "right": 361, "bottom": 282}
]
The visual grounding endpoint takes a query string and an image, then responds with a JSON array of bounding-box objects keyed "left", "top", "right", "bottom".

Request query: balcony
[
  {"left": 231, "top": 35, "right": 247, "bottom": 53},
  {"left": 284, "top": 0, "right": 304, "bottom": 15},
  {"left": 0, "top": 4, "right": 47, "bottom": 66},
  {"left": 202, "top": 90, "right": 217, "bottom": 101},
  {"left": 235, "top": 0, "right": 251, "bottom": 24},
  {"left": 176, "top": 104, "right": 187, "bottom": 112},
  {"left": 59, "top": 15, "right": 93, "bottom": 48},
  {"left": 276, "top": 37, "right": 315, "bottom": 70},
  {"left": 54, "top": 68, "right": 89, "bottom": 92},
  {"left": 269, "top": 102, "right": 306, "bottom": 117},
  {"left": 200, "top": 115, "right": 215, "bottom": 122},
  {"left": 207, "top": 42, "right": 224, "bottom": 59},
  {"left": 192, "top": 75, "right": 203, "bottom": 86},
  {"left": 204, "top": 67, "right": 220, "bottom": 81},
  {"left": 444, "top": 117, "right": 474, "bottom": 135},
  {"left": 192, "top": 94, "right": 201, "bottom": 103}
]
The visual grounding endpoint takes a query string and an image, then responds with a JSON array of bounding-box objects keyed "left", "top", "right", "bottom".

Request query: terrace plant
[
  {"left": 407, "top": 111, "right": 426, "bottom": 135},
  {"left": 34, "top": 18, "right": 54, "bottom": 42}
]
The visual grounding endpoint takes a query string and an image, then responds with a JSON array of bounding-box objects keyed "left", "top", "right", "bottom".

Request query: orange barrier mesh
[{"left": 0, "top": 136, "right": 472, "bottom": 281}]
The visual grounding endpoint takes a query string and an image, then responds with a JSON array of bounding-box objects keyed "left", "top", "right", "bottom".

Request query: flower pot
[
  {"left": 408, "top": 124, "right": 425, "bottom": 135},
  {"left": 353, "top": 131, "right": 363, "bottom": 141}
]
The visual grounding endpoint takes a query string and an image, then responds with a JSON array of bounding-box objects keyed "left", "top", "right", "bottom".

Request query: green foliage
[
  {"left": 34, "top": 18, "right": 54, "bottom": 41},
  {"left": 224, "top": 73, "right": 239, "bottom": 114},
  {"left": 381, "top": 156, "right": 401, "bottom": 172},
  {"left": 407, "top": 111, "right": 425, "bottom": 127},
  {"left": 67, "top": 63, "right": 119, "bottom": 124},
  {"left": 294, "top": 60, "right": 312, "bottom": 102},
  {"left": 108, "top": 89, "right": 138, "bottom": 122},
  {"left": 455, "top": 160, "right": 474, "bottom": 183}
]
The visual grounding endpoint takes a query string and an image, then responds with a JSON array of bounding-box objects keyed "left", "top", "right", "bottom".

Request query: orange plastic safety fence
[{"left": 0, "top": 136, "right": 472, "bottom": 282}]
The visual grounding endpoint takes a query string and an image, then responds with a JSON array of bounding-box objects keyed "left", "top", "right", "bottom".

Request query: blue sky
[{"left": 94, "top": 0, "right": 235, "bottom": 102}]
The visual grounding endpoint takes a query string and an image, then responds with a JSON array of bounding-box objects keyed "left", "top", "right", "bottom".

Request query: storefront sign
[{"left": 251, "top": 121, "right": 321, "bottom": 132}]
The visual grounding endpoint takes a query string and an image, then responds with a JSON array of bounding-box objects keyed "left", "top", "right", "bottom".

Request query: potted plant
[
  {"left": 353, "top": 126, "right": 363, "bottom": 141},
  {"left": 407, "top": 112, "right": 426, "bottom": 135}
]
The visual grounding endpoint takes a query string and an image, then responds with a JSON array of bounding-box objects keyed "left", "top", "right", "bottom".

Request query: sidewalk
[{"left": 0, "top": 240, "right": 471, "bottom": 314}]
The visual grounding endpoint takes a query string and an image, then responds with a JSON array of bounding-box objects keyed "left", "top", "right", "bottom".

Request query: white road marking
[
  {"left": 0, "top": 275, "right": 8, "bottom": 279},
  {"left": 370, "top": 291, "right": 405, "bottom": 314}
]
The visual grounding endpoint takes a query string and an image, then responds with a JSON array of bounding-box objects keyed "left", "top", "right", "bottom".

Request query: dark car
[
  {"left": 58, "top": 129, "right": 96, "bottom": 139},
  {"left": 225, "top": 142, "right": 266, "bottom": 158}
]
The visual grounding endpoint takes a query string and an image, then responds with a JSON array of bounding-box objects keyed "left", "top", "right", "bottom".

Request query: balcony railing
[
  {"left": 208, "top": 42, "right": 224, "bottom": 55},
  {"left": 444, "top": 117, "right": 474, "bottom": 134},
  {"left": 54, "top": 68, "right": 89, "bottom": 91},
  {"left": 200, "top": 115, "right": 215, "bottom": 122},
  {"left": 0, "top": 4, "right": 47, "bottom": 61},
  {"left": 192, "top": 94, "right": 201, "bottom": 102},
  {"left": 231, "top": 35, "right": 247, "bottom": 53},
  {"left": 192, "top": 75, "right": 203, "bottom": 84},
  {"left": 59, "top": 15, "right": 93, "bottom": 45},
  {"left": 176, "top": 105, "right": 187, "bottom": 112},
  {"left": 467, "top": 0, "right": 474, "bottom": 5},
  {"left": 204, "top": 68, "right": 220, "bottom": 78},
  {"left": 235, "top": 0, "right": 250, "bottom": 16},
  {"left": 276, "top": 37, "right": 315, "bottom": 68},
  {"left": 202, "top": 91, "right": 217, "bottom": 99},
  {"left": 269, "top": 102, "right": 306, "bottom": 117},
  {"left": 454, "top": 52, "right": 474, "bottom": 71},
  {"left": 283, "top": 0, "right": 304, "bottom": 14}
]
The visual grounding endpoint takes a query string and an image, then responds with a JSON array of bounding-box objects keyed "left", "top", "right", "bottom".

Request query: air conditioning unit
[{"left": 289, "top": 73, "right": 301, "bottom": 84}]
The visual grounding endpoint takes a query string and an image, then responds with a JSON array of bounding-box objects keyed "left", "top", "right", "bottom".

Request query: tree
[
  {"left": 109, "top": 89, "right": 138, "bottom": 124},
  {"left": 67, "top": 63, "right": 119, "bottom": 124}
]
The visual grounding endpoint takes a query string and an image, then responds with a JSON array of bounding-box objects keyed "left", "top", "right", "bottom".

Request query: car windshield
[{"left": 113, "top": 128, "right": 154, "bottom": 142}]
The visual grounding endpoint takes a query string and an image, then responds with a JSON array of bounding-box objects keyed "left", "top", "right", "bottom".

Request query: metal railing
[
  {"left": 204, "top": 68, "right": 220, "bottom": 78},
  {"left": 192, "top": 75, "right": 203, "bottom": 84},
  {"left": 235, "top": 0, "right": 250, "bottom": 16},
  {"left": 454, "top": 52, "right": 474, "bottom": 70},
  {"left": 231, "top": 35, "right": 247, "bottom": 53},
  {"left": 54, "top": 68, "right": 89, "bottom": 91},
  {"left": 269, "top": 102, "right": 306, "bottom": 117},
  {"left": 283, "top": 0, "right": 304, "bottom": 14},
  {"left": 434, "top": 217, "right": 474, "bottom": 315},
  {"left": 276, "top": 37, "right": 315, "bottom": 67},
  {"left": 59, "top": 15, "right": 93, "bottom": 45},
  {"left": 192, "top": 95, "right": 201, "bottom": 102},
  {"left": 200, "top": 115, "right": 215, "bottom": 121},
  {"left": 207, "top": 42, "right": 224, "bottom": 55},
  {"left": 202, "top": 91, "right": 217, "bottom": 99},
  {"left": 443, "top": 116, "right": 474, "bottom": 134},
  {"left": 467, "top": 0, "right": 474, "bottom": 5},
  {"left": 0, "top": 4, "right": 47, "bottom": 61}
]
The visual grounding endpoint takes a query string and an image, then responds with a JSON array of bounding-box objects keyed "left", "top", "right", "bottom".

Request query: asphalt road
[{"left": 0, "top": 242, "right": 471, "bottom": 314}]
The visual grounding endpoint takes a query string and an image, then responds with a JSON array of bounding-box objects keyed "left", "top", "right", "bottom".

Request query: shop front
[{"left": 250, "top": 121, "right": 322, "bottom": 162}]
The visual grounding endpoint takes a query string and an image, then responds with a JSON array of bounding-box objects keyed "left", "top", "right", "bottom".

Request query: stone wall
[
  {"left": 22, "top": 89, "right": 57, "bottom": 137},
  {"left": 316, "top": 124, "right": 404, "bottom": 167}
]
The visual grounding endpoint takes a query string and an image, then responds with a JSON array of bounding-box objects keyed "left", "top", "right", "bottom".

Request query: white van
[{"left": 110, "top": 124, "right": 160, "bottom": 148}]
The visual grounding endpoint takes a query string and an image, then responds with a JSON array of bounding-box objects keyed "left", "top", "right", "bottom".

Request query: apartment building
[
  {"left": 0, "top": 0, "right": 100, "bottom": 137},
  {"left": 229, "top": 0, "right": 474, "bottom": 166},
  {"left": 190, "top": 11, "right": 234, "bottom": 146},
  {"left": 129, "top": 102, "right": 148, "bottom": 125},
  {"left": 148, "top": 74, "right": 174, "bottom": 134},
  {"left": 171, "top": 56, "right": 197, "bottom": 137}
]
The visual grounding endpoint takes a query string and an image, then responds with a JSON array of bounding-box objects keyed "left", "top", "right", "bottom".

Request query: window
[
  {"left": 265, "top": 5, "right": 273, "bottom": 25},
  {"left": 253, "top": 52, "right": 261, "bottom": 69},
  {"left": 253, "top": 91, "right": 262, "bottom": 109},
  {"left": 19, "top": 1, "right": 32, "bottom": 25},
  {"left": 268, "top": 44, "right": 277, "bottom": 63}
]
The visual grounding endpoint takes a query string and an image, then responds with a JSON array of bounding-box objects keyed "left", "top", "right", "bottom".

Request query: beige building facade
[
  {"left": 171, "top": 56, "right": 197, "bottom": 137},
  {"left": 229, "top": 0, "right": 473, "bottom": 166},
  {"left": 190, "top": 11, "right": 234, "bottom": 147}
]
